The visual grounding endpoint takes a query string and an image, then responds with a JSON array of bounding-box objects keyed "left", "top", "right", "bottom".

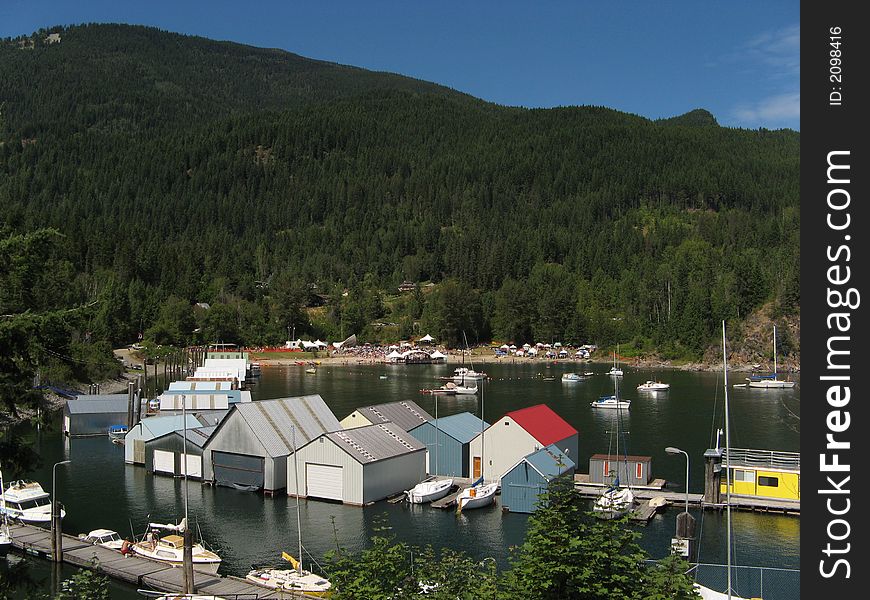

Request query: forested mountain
[{"left": 0, "top": 24, "right": 799, "bottom": 358}]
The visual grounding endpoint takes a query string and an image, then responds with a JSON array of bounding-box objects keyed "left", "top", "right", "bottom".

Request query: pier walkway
[{"left": 8, "top": 523, "right": 313, "bottom": 598}]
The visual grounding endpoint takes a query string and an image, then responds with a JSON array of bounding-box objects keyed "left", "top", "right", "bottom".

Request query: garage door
[
  {"left": 212, "top": 451, "right": 264, "bottom": 490},
  {"left": 154, "top": 450, "right": 175, "bottom": 475},
  {"left": 182, "top": 454, "right": 202, "bottom": 479},
  {"left": 306, "top": 464, "right": 344, "bottom": 501}
]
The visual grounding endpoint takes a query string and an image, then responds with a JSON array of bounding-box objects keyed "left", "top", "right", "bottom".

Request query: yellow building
[{"left": 719, "top": 448, "right": 800, "bottom": 501}]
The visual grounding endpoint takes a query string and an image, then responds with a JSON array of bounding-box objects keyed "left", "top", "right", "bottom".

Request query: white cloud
[{"left": 733, "top": 91, "right": 800, "bottom": 127}]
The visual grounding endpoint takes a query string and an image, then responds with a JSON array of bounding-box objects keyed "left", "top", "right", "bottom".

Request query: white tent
[
  {"left": 386, "top": 350, "right": 404, "bottom": 363},
  {"left": 522, "top": 343, "right": 531, "bottom": 349},
  {"left": 301, "top": 341, "right": 318, "bottom": 350},
  {"left": 528, "top": 347, "right": 539, "bottom": 356},
  {"left": 554, "top": 342, "right": 562, "bottom": 347},
  {"left": 509, "top": 344, "right": 517, "bottom": 350},
  {"left": 499, "top": 344, "right": 510, "bottom": 350},
  {"left": 418, "top": 334, "right": 435, "bottom": 343},
  {"left": 314, "top": 339, "right": 328, "bottom": 348},
  {"left": 429, "top": 350, "right": 447, "bottom": 362}
]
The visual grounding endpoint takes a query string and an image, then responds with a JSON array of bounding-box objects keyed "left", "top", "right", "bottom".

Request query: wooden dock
[{"left": 8, "top": 523, "right": 313, "bottom": 598}]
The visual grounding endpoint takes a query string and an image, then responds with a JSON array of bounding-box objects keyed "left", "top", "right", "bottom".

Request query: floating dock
[{"left": 8, "top": 523, "right": 309, "bottom": 598}]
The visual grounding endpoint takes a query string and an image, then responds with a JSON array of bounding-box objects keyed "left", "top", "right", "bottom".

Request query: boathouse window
[{"left": 758, "top": 476, "right": 779, "bottom": 487}]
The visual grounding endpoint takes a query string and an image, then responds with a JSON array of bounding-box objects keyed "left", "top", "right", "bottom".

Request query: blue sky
[{"left": 1, "top": 1, "right": 800, "bottom": 130}]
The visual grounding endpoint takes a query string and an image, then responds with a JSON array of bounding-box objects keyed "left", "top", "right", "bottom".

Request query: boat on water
[
  {"left": 108, "top": 424, "right": 128, "bottom": 443},
  {"left": 406, "top": 478, "right": 454, "bottom": 504},
  {"left": 453, "top": 383, "right": 479, "bottom": 395},
  {"left": 591, "top": 395, "right": 630, "bottom": 410},
  {"left": 608, "top": 344, "right": 624, "bottom": 376},
  {"left": 452, "top": 366, "right": 487, "bottom": 383},
  {"left": 305, "top": 368, "right": 316, "bottom": 374},
  {"left": 0, "top": 468, "right": 11, "bottom": 556},
  {"left": 0, "top": 480, "right": 65, "bottom": 524},
  {"left": 561, "top": 372, "right": 583, "bottom": 382},
  {"left": 746, "top": 325, "right": 795, "bottom": 389},
  {"left": 593, "top": 386, "right": 634, "bottom": 519},
  {"left": 247, "top": 554, "right": 331, "bottom": 596},
  {"left": 636, "top": 380, "right": 670, "bottom": 391},
  {"left": 78, "top": 528, "right": 125, "bottom": 551},
  {"left": 456, "top": 373, "right": 497, "bottom": 512},
  {"left": 131, "top": 522, "right": 222, "bottom": 574},
  {"left": 421, "top": 385, "right": 456, "bottom": 395}
]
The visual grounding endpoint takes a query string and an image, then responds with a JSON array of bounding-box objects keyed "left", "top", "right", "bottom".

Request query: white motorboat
[
  {"left": 78, "top": 528, "right": 125, "bottom": 551},
  {"left": 592, "top": 486, "right": 635, "bottom": 519},
  {"left": 561, "top": 372, "right": 582, "bottom": 382},
  {"left": 636, "top": 380, "right": 670, "bottom": 391},
  {"left": 108, "top": 424, "right": 128, "bottom": 444},
  {"left": 456, "top": 481, "right": 498, "bottom": 511},
  {"left": 0, "top": 468, "right": 11, "bottom": 556},
  {"left": 247, "top": 555, "right": 331, "bottom": 596},
  {"left": 0, "top": 480, "right": 65, "bottom": 524},
  {"left": 406, "top": 478, "right": 454, "bottom": 504},
  {"left": 590, "top": 395, "right": 631, "bottom": 410},
  {"left": 453, "top": 383, "right": 479, "bottom": 395},
  {"left": 132, "top": 523, "right": 222, "bottom": 574},
  {"left": 609, "top": 345, "right": 624, "bottom": 376},
  {"left": 452, "top": 367, "right": 487, "bottom": 383}
]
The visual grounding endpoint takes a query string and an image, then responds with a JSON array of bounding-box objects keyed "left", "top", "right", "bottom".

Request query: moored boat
[
  {"left": 561, "top": 372, "right": 583, "bottom": 382},
  {"left": 455, "top": 481, "right": 498, "bottom": 511},
  {"left": 0, "top": 480, "right": 65, "bottom": 524},
  {"left": 636, "top": 380, "right": 670, "bottom": 391},
  {"left": 78, "top": 528, "right": 125, "bottom": 551},
  {"left": 131, "top": 523, "right": 222, "bottom": 574},
  {"left": 590, "top": 395, "right": 631, "bottom": 410},
  {"left": 406, "top": 478, "right": 454, "bottom": 504},
  {"left": 592, "top": 485, "right": 635, "bottom": 519},
  {"left": 247, "top": 558, "right": 331, "bottom": 596}
]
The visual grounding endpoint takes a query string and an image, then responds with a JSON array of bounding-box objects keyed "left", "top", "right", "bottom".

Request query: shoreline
[{"left": 253, "top": 353, "right": 799, "bottom": 374}]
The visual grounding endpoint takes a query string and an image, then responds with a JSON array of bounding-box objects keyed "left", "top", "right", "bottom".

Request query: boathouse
[
  {"left": 467, "top": 404, "right": 578, "bottom": 484},
  {"left": 287, "top": 422, "right": 426, "bottom": 505},
  {"left": 157, "top": 389, "right": 251, "bottom": 411},
  {"left": 707, "top": 447, "right": 800, "bottom": 503},
  {"left": 500, "top": 444, "right": 575, "bottom": 513},
  {"left": 340, "top": 400, "right": 432, "bottom": 431},
  {"left": 408, "top": 412, "right": 489, "bottom": 477},
  {"left": 145, "top": 426, "right": 216, "bottom": 479},
  {"left": 124, "top": 413, "right": 205, "bottom": 464},
  {"left": 167, "top": 380, "right": 236, "bottom": 392},
  {"left": 63, "top": 395, "right": 130, "bottom": 437},
  {"left": 588, "top": 454, "right": 653, "bottom": 487},
  {"left": 201, "top": 395, "right": 341, "bottom": 494}
]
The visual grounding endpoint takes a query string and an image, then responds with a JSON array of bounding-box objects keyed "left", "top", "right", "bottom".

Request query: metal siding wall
[
  {"left": 202, "top": 412, "right": 269, "bottom": 482},
  {"left": 292, "top": 437, "right": 363, "bottom": 504},
  {"left": 554, "top": 434, "right": 579, "bottom": 471},
  {"left": 71, "top": 412, "right": 129, "bottom": 436},
  {"left": 411, "top": 424, "right": 463, "bottom": 477},
  {"left": 468, "top": 419, "right": 539, "bottom": 483},
  {"left": 501, "top": 462, "right": 545, "bottom": 513},
  {"left": 361, "top": 451, "right": 426, "bottom": 504}
]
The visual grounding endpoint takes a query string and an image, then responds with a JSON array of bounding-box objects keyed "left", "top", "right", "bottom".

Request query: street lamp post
[
  {"left": 665, "top": 447, "right": 689, "bottom": 513},
  {"left": 665, "top": 446, "right": 694, "bottom": 560},
  {"left": 51, "top": 459, "right": 71, "bottom": 562}
]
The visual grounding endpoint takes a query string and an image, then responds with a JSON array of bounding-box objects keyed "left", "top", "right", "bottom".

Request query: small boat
[
  {"left": 455, "top": 481, "right": 498, "bottom": 511},
  {"left": 305, "top": 368, "right": 316, "bottom": 374},
  {"left": 609, "top": 345, "right": 624, "bottom": 376},
  {"left": 379, "top": 375, "right": 388, "bottom": 380},
  {"left": 452, "top": 367, "right": 487, "bottom": 383},
  {"left": 746, "top": 325, "right": 796, "bottom": 389},
  {"left": 453, "top": 384, "right": 479, "bottom": 395},
  {"left": 636, "top": 380, "right": 670, "bottom": 391},
  {"left": 592, "top": 486, "right": 635, "bottom": 519},
  {"left": 0, "top": 480, "right": 65, "bottom": 524},
  {"left": 108, "top": 424, "right": 128, "bottom": 442},
  {"left": 247, "top": 556, "right": 331, "bottom": 596},
  {"left": 132, "top": 523, "right": 222, "bottom": 574},
  {"left": 406, "top": 478, "right": 454, "bottom": 504},
  {"left": 561, "top": 372, "right": 583, "bottom": 382},
  {"left": 0, "top": 469, "right": 11, "bottom": 556},
  {"left": 421, "top": 385, "right": 456, "bottom": 395},
  {"left": 590, "top": 395, "right": 631, "bottom": 410},
  {"left": 78, "top": 528, "right": 125, "bottom": 551}
]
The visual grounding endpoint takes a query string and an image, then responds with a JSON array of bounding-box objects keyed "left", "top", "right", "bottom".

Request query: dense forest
[{"left": 0, "top": 24, "right": 799, "bottom": 359}]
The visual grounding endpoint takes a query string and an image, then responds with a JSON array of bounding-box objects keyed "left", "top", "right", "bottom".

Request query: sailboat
[
  {"left": 456, "top": 378, "right": 498, "bottom": 511},
  {"left": 0, "top": 466, "right": 11, "bottom": 556},
  {"left": 246, "top": 427, "right": 331, "bottom": 596},
  {"left": 452, "top": 331, "right": 487, "bottom": 384},
  {"left": 695, "top": 322, "right": 755, "bottom": 600},
  {"left": 746, "top": 325, "right": 795, "bottom": 389},
  {"left": 608, "top": 344, "right": 624, "bottom": 377},
  {"left": 406, "top": 391, "right": 454, "bottom": 504},
  {"left": 591, "top": 375, "right": 631, "bottom": 410},
  {"left": 592, "top": 391, "right": 634, "bottom": 519}
]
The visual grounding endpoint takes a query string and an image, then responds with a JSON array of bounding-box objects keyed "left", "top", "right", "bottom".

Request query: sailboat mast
[
  {"left": 722, "top": 321, "right": 732, "bottom": 599},
  {"left": 292, "top": 425, "right": 303, "bottom": 574}
]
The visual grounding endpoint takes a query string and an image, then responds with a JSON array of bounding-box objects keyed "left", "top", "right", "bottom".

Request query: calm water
[{"left": 18, "top": 361, "right": 800, "bottom": 597}]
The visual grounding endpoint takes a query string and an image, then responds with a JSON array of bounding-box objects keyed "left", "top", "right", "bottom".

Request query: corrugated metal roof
[
  {"left": 168, "top": 381, "right": 235, "bottom": 391},
  {"left": 590, "top": 453, "right": 651, "bottom": 462},
  {"left": 65, "top": 395, "right": 129, "bottom": 414},
  {"left": 356, "top": 401, "right": 432, "bottom": 431},
  {"left": 505, "top": 404, "right": 578, "bottom": 446},
  {"left": 234, "top": 395, "right": 341, "bottom": 457},
  {"left": 412, "top": 412, "right": 489, "bottom": 443},
  {"left": 175, "top": 426, "right": 217, "bottom": 448},
  {"left": 139, "top": 414, "right": 203, "bottom": 439},
  {"left": 326, "top": 422, "right": 425, "bottom": 464},
  {"left": 524, "top": 444, "right": 575, "bottom": 479}
]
